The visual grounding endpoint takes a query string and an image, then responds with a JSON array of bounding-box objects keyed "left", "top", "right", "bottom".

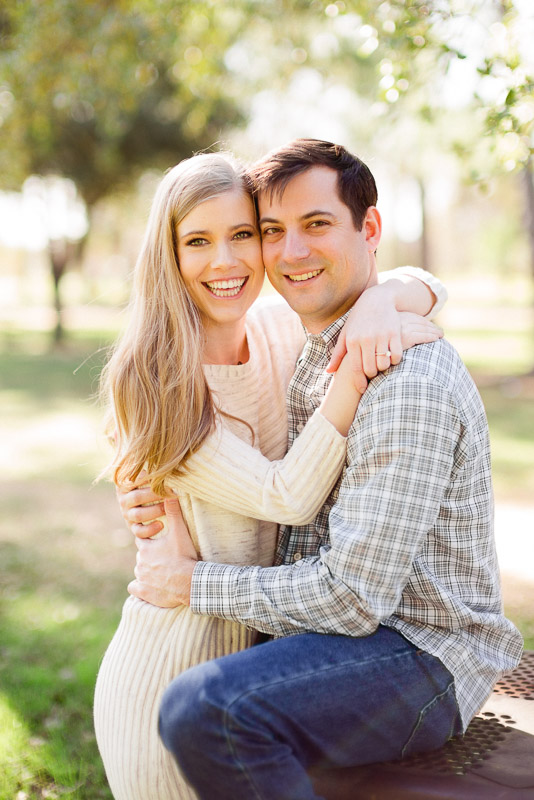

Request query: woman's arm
[
  {"left": 168, "top": 403, "right": 355, "bottom": 526},
  {"left": 120, "top": 355, "right": 362, "bottom": 535},
  {"left": 328, "top": 266, "right": 446, "bottom": 387}
]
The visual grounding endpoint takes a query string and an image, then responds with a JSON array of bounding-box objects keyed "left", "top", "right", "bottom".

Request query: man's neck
[{"left": 302, "top": 272, "right": 379, "bottom": 335}]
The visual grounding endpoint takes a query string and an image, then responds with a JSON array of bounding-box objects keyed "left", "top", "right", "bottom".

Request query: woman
[{"left": 94, "top": 152, "right": 446, "bottom": 800}]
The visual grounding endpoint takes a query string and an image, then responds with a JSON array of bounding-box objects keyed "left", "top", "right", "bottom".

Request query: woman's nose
[{"left": 211, "top": 241, "right": 237, "bottom": 269}]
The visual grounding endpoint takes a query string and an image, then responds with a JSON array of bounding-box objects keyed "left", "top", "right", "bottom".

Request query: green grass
[
  {"left": 0, "top": 475, "right": 130, "bottom": 799},
  {"left": 478, "top": 382, "right": 534, "bottom": 503},
  {"left": 0, "top": 303, "right": 533, "bottom": 798},
  {"left": 0, "top": 331, "right": 127, "bottom": 799}
]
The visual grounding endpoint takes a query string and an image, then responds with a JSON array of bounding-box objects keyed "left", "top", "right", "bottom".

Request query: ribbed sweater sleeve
[
  {"left": 166, "top": 410, "right": 346, "bottom": 525},
  {"left": 378, "top": 266, "right": 448, "bottom": 317}
]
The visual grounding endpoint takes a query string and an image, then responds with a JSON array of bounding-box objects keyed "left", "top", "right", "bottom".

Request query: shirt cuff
[{"left": 191, "top": 560, "right": 252, "bottom": 619}]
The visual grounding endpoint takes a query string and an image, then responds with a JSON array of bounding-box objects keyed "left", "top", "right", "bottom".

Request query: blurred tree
[
  {"left": 0, "top": 0, "right": 247, "bottom": 342},
  {"left": 1, "top": 0, "right": 532, "bottom": 346}
]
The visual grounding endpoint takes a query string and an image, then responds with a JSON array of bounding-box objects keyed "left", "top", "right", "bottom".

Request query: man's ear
[{"left": 363, "top": 207, "right": 381, "bottom": 251}]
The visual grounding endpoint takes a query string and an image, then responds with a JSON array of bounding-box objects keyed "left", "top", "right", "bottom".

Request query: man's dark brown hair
[{"left": 249, "top": 138, "right": 378, "bottom": 231}]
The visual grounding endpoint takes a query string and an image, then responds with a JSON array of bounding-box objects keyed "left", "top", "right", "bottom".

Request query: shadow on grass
[
  {"left": 0, "top": 345, "right": 109, "bottom": 409},
  {"left": 0, "top": 557, "right": 121, "bottom": 798},
  {"left": 0, "top": 479, "right": 131, "bottom": 800},
  {"left": 477, "top": 378, "right": 534, "bottom": 502}
]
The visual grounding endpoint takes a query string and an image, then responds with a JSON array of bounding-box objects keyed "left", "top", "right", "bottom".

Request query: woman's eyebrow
[
  {"left": 179, "top": 228, "right": 209, "bottom": 239},
  {"left": 180, "top": 222, "right": 257, "bottom": 240}
]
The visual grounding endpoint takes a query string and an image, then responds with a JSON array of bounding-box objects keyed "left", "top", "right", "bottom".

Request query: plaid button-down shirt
[{"left": 192, "top": 315, "right": 523, "bottom": 730}]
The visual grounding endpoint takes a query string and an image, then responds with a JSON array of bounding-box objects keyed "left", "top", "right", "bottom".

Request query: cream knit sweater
[{"left": 93, "top": 298, "right": 348, "bottom": 800}]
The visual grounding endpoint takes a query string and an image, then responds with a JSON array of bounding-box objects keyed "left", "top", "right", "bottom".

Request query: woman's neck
[{"left": 202, "top": 319, "right": 249, "bottom": 366}]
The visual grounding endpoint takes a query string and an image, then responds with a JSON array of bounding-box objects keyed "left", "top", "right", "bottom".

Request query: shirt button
[
  {"left": 296, "top": 423, "right": 304, "bottom": 433},
  {"left": 293, "top": 552, "right": 302, "bottom": 561}
]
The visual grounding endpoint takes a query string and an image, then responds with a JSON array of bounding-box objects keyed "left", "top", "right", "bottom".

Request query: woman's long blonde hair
[{"left": 101, "top": 153, "right": 253, "bottom": 495}]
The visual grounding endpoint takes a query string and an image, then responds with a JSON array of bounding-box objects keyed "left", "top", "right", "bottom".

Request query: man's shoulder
[
  {"left": 393, "top": 338, "right": 467, "bottom": 390},
  {"left": 362, "top": 338, "right": 479, "bottom": 411}
]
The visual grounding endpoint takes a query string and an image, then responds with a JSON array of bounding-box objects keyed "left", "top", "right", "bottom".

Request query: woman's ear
[{"left": 364, "top": 206, "right": 381, "bottom": 252}]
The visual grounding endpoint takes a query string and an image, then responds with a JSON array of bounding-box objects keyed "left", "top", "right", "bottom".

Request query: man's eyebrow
[
  {"left": 259, "top": 210, "right": 336, "bottom": 225},
  {"left": 302, "top": 210, "right": 336, "bottom": 220}
]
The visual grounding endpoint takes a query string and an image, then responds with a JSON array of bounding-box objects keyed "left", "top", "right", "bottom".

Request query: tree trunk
[
  {"left": 48, "top": 238, "right": 74, "bottom": 345},
  {"left": 522, "top": 157, "right": 534, "bottom": 288},
  {"left": 418, "top": 177, "right": 431, "bottom": 271},
  {"left": 520, "top": 157, "right": 534, "bottom": 374}
]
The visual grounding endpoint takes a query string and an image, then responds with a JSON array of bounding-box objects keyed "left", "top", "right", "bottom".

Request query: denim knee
[{"left": 158, "top": 670, "right": 204, "bottom": 758}]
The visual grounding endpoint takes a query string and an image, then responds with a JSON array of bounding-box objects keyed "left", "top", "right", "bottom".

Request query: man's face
[{"left": 258, "top": 166, "right": 381, "bottom": 333}]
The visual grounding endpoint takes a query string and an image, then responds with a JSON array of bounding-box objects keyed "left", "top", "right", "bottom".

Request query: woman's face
[{"left": 176, "top": 189, "right": 265, "bottom": 330}]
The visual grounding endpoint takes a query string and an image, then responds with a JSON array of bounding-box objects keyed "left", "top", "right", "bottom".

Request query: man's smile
[{"left": 286, "top": 269, "right": 324, "bottom": 283}]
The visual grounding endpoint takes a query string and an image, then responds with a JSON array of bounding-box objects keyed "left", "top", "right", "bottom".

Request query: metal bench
[{"left": 310, "top": 650, "right": 534, "bottom": 799}]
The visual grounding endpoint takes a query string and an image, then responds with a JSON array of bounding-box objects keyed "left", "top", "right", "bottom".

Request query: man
[{"left": 126, "top": 140, "right": 523, "bottom": 800}]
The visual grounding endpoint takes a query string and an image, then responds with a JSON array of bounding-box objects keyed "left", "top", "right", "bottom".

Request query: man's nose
[{"left": 282, "top": 231, "right": 310, "bottom": 263}]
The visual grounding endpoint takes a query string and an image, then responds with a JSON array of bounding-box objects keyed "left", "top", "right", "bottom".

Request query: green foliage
[
  {"left": 1, "top": 0, "right": 532, "bottom": 200},
  {"left": 0, "top": 0, "right": 245, "bottom": 204}
]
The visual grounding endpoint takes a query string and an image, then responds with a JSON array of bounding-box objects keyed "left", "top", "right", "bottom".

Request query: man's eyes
[{"left": 261, "top": 221, "right": 330, "bottom": 236}]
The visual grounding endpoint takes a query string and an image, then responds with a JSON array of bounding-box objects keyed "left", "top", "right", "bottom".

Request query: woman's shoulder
[
  {"left": 245, "top": 293, "right": 305, "bottom": 381},
  {"left": 246, "top": 293, "right": 304, "bottom": 341}
]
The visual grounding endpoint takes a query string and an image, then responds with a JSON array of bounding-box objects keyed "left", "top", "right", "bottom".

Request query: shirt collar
[{"left": 304, "top": 310, "right": 351, "bottom": 351}]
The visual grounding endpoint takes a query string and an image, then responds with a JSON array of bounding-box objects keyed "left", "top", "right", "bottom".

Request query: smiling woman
[{"left": 176, "top": 189, "right": 265, "bottom": 364}]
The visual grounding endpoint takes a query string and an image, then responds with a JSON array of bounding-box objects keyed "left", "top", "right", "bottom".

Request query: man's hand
[
  {"left": 128, "top": 498, "right": 198, "bottom": 608},
  {"left": 116, "top": 472, "right": 166, "bottom": 539}
]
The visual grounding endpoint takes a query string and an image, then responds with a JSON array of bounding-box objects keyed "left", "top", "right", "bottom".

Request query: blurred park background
[{"left": 0, "top": 0, "right": 533, "bottom": 797}]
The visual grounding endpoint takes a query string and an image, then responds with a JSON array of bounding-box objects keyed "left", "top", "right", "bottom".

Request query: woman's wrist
[
  {"left": 318, "top": 357, "right": 363, "bottom": 437},
  {"left": 377, "top": 274, "right": 436, "bottom": 315}
]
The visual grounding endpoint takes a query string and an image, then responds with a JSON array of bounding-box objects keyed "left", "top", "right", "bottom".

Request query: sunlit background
[{"left": 0, "top": 1, "right": 533, "bottom": 797}]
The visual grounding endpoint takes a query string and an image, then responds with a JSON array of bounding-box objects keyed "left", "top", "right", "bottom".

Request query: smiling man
[
  {"left": 142, "top": 140, "right": 522, "bottom": 800},
  {"left": 258, "top": 159, "right": 380, "bottom": 333}
]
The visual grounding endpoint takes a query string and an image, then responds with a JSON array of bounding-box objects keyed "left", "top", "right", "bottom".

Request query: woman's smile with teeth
[
  {"left": 287, "top": 269, "right": 323, "bottom": 282},
  {"left": 204, "top": 277, "right": 247, "bottom": 297}
]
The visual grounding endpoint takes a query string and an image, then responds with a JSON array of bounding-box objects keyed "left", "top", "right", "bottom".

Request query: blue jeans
[{"left": 159, "top": 626, "right": 461, "bottom": 800}]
